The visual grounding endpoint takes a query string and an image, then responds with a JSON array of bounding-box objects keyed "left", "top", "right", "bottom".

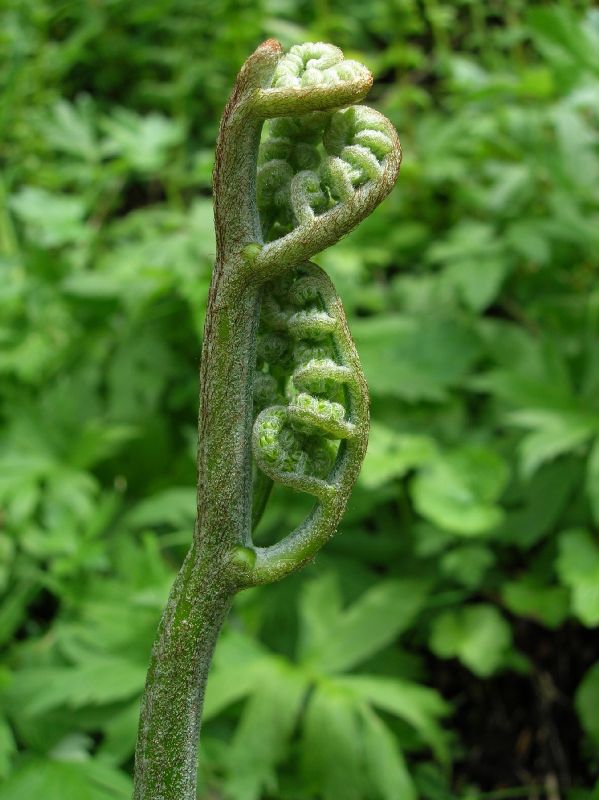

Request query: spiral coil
[
  {"left": 270, "top": 43, "right": 370, "bottom": 90},
  {"left": 242, "top": 41, "right": 397, "bottom": 575},
  {"left": 257, "top": 98, "right": 398, "bottom": 243},
  {"left": 252, "top": 261, "right": 368, "bottom": 504},
  {"left": 247, "top": 43, "right": 395, "bottom": 526},
  {"left": 134, "top": 41, "right": 399, "bottom": 800}
]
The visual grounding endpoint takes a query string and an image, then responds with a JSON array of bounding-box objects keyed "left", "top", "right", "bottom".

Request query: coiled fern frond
[
  {"left": 245, "top": 41, "right": 401, "bottom": 282},
  {"left": 258, "top": 103, "right": 398, "bottom": 241},
  {"left": 250, "top": 261, "right": 369, "bottom": 581},
  {"left": 134, "top": 39, "right": 401, "bottom": 800}
]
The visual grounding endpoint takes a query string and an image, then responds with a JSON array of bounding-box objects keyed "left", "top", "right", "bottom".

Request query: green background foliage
[{"left": 1, "top": 1, "right": 599, "bottom": 797}]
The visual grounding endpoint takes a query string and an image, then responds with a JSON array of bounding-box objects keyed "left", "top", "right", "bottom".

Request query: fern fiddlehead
[
  {"left": 250, "top": 261, "right": 369, "bottom": 582},
  {"left": 134, "top": 40, "right": 401, "bottom": 800}
]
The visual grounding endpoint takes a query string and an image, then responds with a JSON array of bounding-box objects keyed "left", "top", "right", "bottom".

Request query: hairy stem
[
  {"left": 133, "top": 44, "right": 278, "bottom": 800},
  {"left": 133, "top": 38, "right": 399, "bottom": 800},
  {"left": 133, "top": 542, "right": 232, "bottom": 800}
]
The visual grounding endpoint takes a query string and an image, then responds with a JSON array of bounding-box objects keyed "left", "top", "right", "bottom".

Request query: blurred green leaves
[
  {"left": 353, "top": 315, "right": 480, "bottom": 402},
  {"left": 10, "top": 188, "right": 88, "bottom": 248},
  {"left": 0, "top": 755, "right": 132, "bottom": 800},
  {"left": 100, "top": 109, "right": 185, "bottom": 174},
  {"left": 2, "top": 0, "right": 599, "bottom": 796},
  {"left": 411, "top": 445, "right": 509, "bottom": 536},
  {"left": 298, "top": 574, "right": 429, "bottom": 673},
  {"left": 557, "top": 529, "right": 599, "bottom": 627},
  {"left": 201, "top": 573, "right": 448, "bottom": 800},
  {"left": 429, "top": 605, "right": 513, "bottom": 678}
]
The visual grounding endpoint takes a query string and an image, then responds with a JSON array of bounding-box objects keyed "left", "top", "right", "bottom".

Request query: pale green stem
[
  {"left": 133, "top": 43, "right": 280, "bottom": 800},
  {"left": 133, "top": 541, "right": 232, "bottom": 800},
  {"left": 133, "top": 38, "right": 399, "bottom": 800}
]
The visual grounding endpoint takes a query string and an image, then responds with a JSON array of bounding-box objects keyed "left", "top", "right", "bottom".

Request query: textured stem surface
[
  {"left": 133, "top": 43, "right": 279, "bottom": 800},
  {"left": 133, "top": 542, "right": 232, "bottom": 800},
  {"left": 133, "top": 38, "right": 400, "bottom": 800}
]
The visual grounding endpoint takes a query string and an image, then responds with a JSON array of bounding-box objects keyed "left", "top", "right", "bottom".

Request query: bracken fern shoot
[{"left": 133, "top": 39, "right": 401, "bottom": 800}]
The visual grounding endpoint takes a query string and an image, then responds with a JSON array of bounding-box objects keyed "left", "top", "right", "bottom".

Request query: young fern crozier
[{"left": 133, "top": 40, "right": 401, "bottom": 800}]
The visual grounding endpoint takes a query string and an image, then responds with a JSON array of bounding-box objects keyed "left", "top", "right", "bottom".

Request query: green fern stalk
[{"left": 133, "top": 39, "right": 401, "bottom": 800}]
